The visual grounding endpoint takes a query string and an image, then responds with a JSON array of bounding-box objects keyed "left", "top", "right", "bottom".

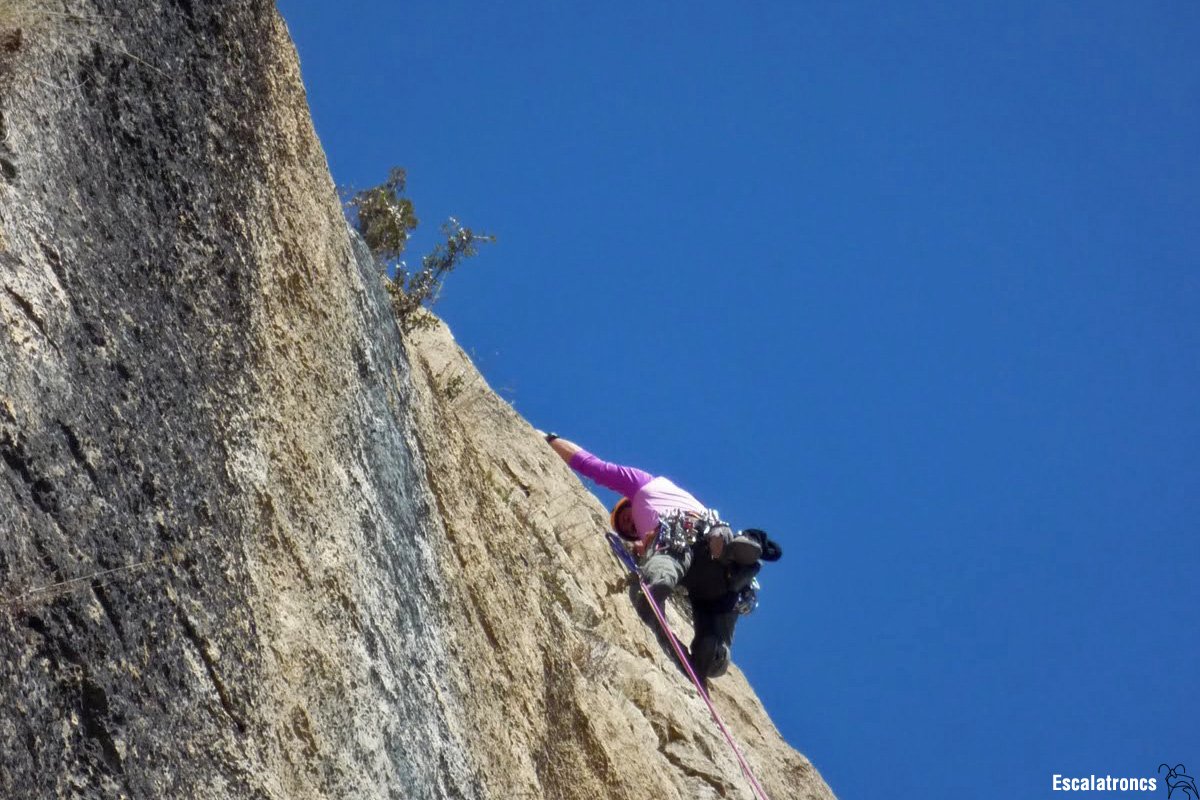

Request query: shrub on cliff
[
  {"left": 347, "top": 167, "right": 493, "bottom": 332},
  {"left": 349, "top": 167, "right": 418, "bottom": 262}
]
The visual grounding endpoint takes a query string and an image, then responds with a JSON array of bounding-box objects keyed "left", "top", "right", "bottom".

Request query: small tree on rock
[{"left": 347, "top": 167, "right": 493, "bottom": 332}]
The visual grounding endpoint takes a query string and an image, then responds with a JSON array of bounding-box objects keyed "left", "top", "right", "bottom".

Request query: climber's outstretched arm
[
  {"left": 546, "top": 435, "right": 581, "bottom": 464},
  {"left": 538, "top": 431, "right": 653, "bottom": 499}
]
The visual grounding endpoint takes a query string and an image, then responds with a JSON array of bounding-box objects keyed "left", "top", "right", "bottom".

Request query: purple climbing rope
[{"left": 606, "top": 534, "right": 771, "bottom": 800}]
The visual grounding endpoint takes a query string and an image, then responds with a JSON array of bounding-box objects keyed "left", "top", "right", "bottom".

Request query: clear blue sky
[{"left": 276, "top": 2, "right": 1199, "bottom": 797}]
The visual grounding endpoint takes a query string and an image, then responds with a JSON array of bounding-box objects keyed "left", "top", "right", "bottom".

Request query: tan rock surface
[{"left": 404, "top": 319, "right": 836, "bottom": 800}]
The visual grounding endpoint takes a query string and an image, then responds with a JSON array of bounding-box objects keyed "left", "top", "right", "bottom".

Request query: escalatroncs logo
[
  {"left": 1051, "top": 762, "right": 1195, "bottom": 794},
  {"left": 1159, "top": 765, "right": 1198, "bottom": 800}
]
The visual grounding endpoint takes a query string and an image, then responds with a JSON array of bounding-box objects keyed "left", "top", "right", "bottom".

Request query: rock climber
[{"left": 539, "top": 432, "right": 781, "bottom": 687}]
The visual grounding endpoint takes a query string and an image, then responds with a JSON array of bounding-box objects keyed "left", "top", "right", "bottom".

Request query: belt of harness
[
  {"left": 654, "top": 508, "right": 724, "bottom": 556},
  {"left": 606, "top": 532, "right": 771, "bottom": 800}
]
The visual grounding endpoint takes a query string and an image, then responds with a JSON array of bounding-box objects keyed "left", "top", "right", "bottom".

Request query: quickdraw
[{"left": 734, "top": 578, "right": 761, "bottom": 616}]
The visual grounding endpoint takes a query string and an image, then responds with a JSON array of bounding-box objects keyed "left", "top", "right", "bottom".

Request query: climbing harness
[
  {"left": 606, "top": 532, "right": 772, "bottom": 800},
  {"left": 653, "top": 508, "right": 727, "bottom": 558},
  {"left": 654, "top": 510, "right": 762, "bottom": 616}
]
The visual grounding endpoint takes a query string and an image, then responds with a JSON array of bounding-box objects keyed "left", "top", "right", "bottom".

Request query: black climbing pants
[
  {"left": 690, "top": 603, "right": 737, "bottom": 679},
  {"left": 637, "top": 546, "right": 739, "bottom": 680}
]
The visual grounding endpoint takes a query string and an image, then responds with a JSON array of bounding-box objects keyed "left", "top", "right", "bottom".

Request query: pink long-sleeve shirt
[{"left": 568, "top": 448, "right": 707, "bottom": 546}]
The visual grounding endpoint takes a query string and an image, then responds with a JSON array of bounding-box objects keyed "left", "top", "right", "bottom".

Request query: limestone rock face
[
  {"left": 403, "top": 321, "right": 836, "bottom": 800},
  {"left": 0, "top": 2, "right": 835, "bottom": 799}
]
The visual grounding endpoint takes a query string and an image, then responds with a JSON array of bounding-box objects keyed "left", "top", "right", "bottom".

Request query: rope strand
[
  {"left": 2, "top": 551, "right": 179, "bottom": 609},
  {"left": 607, "top": 534, "right": 771, "bottom": 800}
]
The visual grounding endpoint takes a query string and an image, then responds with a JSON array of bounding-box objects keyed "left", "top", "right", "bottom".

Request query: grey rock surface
[{"left": 0, "top": 2, "right": 478, "bottom": 797}]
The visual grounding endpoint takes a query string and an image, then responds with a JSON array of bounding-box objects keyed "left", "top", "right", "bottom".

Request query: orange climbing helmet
[{"left": 609, "top": 497, "right": 638, "bottom": 541}]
